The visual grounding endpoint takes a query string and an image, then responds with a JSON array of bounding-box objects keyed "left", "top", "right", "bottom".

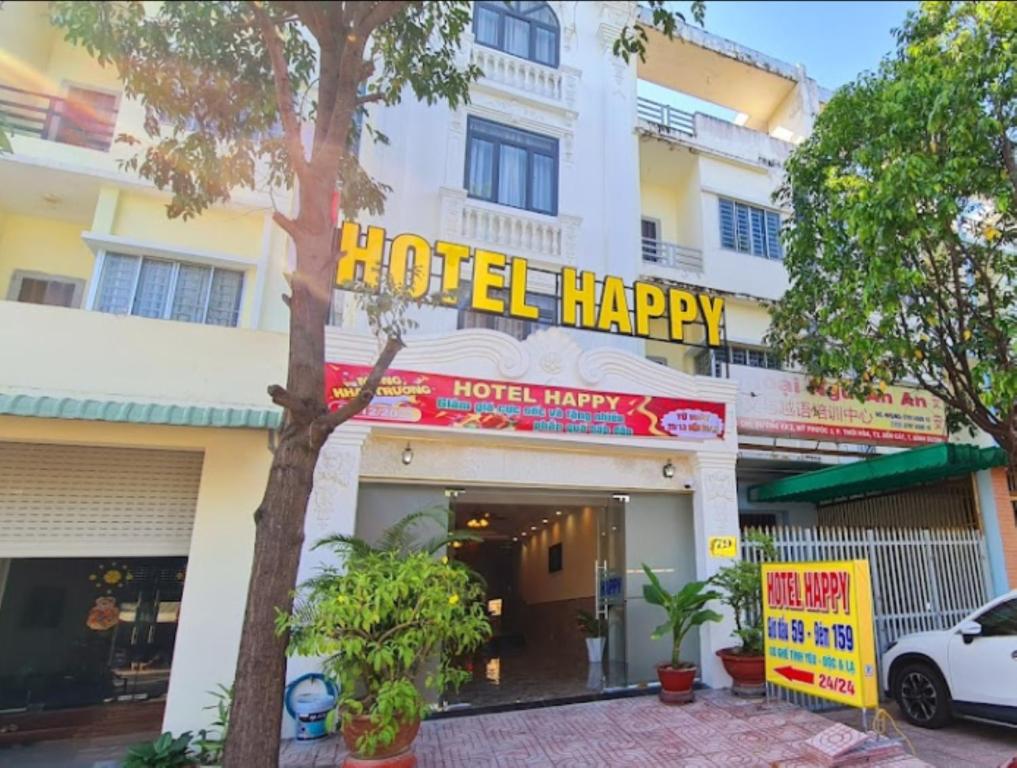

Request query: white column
[
  {"left": 280, "top": 426, "right": 368, "bottom": 738},
  {"left": 692, "top": 454, "right": 740, "bottom": 688}
]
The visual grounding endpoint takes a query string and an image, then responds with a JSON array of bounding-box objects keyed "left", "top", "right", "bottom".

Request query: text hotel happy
[{"left": 336, "top": 221, "right": 726, "bottom": 346}]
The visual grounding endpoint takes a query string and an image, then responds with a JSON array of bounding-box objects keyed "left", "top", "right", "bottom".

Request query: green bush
[
  {"left": 122, "top": 732, "right": 195, "bottom": 768},
  {"left": 280, "top": 508, "right": 490, "bottom": 757},
  {"left": 709, "top": 532, "right": 777, "bottom": 656}
]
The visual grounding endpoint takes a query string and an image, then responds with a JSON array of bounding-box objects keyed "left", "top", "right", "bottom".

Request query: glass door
[{"left": 596, "top": 500, "right": 626, "bottom": 689}]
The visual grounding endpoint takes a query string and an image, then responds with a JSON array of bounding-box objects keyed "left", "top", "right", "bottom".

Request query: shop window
[
  {"left": 7, "top": 270, "right": 85, "bottom": 308},
  {"left": 457, "top": 282, "right": 556, "bottom": 341},
  {"left": 465, "top": 117, "right": 558, "bottom": 215},
  {"left": 719, "top": 197, "right": 782, "bottom": 260},
  {"left": 94, "top": 253, "right": 243, "bottom": 327},
  {"left": 474, "top": 1, "right": 560, "bottom": 68}
]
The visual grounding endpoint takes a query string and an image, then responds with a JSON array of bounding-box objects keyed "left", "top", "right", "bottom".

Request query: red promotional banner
[{"left": 325, "top": 363, "right": 726, "bottom": 440}]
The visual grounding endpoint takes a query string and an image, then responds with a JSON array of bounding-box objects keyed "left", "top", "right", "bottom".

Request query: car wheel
[{"left": 893, "top": 662, "right": 952, "bottom": 728}]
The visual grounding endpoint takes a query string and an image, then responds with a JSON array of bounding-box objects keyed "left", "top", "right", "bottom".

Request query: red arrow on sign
[{"left": 774, "top": 665, "right": 815, "bottom": 684}]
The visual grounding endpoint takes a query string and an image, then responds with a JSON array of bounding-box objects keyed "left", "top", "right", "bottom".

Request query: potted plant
[
  {"left": 641, "top": 564, "right": 722, "bottom": 704},
  {"left": 282, "top": 509, "right": 490, "bottom": 767},
  {"left": 710, "top": 532, "right": 776, "bottom": 697},
  {"left": 576, "top": 609, "right": 605, "bottom": 662}
]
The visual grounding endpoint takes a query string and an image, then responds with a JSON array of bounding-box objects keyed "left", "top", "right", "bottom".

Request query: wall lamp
[
  {"left": 662, "top": 460, "right": 676, "bottom": 479},
  {"left": 401, "top": 443, "right": 414, "bottom": 466}
]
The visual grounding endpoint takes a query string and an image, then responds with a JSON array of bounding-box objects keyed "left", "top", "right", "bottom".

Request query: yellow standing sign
[{"left": 761, "top": 560, "right": 878, "bottom": 708}]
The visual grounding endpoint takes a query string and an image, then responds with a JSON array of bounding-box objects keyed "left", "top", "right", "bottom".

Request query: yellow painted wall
[
  {"left": 0, "top": 2, "right": 55, "bottom": 81},
  {"left": 699, "top": 156, "right": 778, "bottom": 209},
  {"left": 518, "top": 506, "right": 597, "bottom": 604},
  {"left": 0, "top": 212, "right": 93, "bottom": 298},
  {"left": 112, "top": 194, "right": 264, "bottom": 262},
  {"left": 725, "top": 299, "right": 772, "bottom": 344}
]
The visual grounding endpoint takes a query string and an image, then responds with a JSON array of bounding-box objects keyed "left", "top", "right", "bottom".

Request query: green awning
[
  {"left": 0, "top": 393, "right": 282, "bottom": 430},
  {"left": 748, "top": 443, "right": 1007, "bottom": 504}
]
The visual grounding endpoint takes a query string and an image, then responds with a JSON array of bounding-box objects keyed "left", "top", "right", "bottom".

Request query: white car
[{"left": 882, "top": 589, "right": 1017, "bottom": 728}]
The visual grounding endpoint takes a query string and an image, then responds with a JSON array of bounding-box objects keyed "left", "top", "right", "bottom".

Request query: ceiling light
[
  {"left": 555, "top": 510, "right": 563, "bottom": 517},
  {"left": 512, "top": 537, "right": 519, "bottom": 542},
  {"left": 401, "top": 444, "right": 413, "bottom": 465},
  {"left": 530, "top": 525, "right": 537, "bottom": 531},
  {"left": 542, "top": 518, "right": 549, "bottom": 524}
]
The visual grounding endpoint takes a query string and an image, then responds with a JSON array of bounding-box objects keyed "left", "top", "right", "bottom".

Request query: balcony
[
  {"left": 637, "top": 97, "right": 694, "bottom": 136},
  {"left": 469, "top": 43, "right": 579, "bottom": 113},
  {"left": 641, "top": 237, "right": 703, "bottom": 273},
  {"left": 0, "top": 83, "right": 117, "bottom": 152},
  {"left": 439, "top": 187, "right": 581, "bottom": 266}
]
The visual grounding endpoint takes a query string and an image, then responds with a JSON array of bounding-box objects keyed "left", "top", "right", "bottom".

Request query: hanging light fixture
[
  {"left": 466, "top": 515, "right": 489, "bottom": 529},
  {"left": 401, "top": 444, "right": 414, "bottom": 465}
]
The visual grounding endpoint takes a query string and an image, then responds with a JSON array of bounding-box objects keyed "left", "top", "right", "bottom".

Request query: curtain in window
[
  {"left": 131, "top": 259, "right": 173, "bottom": 318},
  {"left": 475, "top": 6, "right": 500, "bottom": 46},
  {"left": 96, "top": 254, "right": 140, "bottom": 314},
  {"left": 534, "top": 27, "right": 556, "bottom": 65},
  {"left": 171, "top": 264, "right": 211, "bottom": 322},
  {"left": 498, "top": 144, "right": 528, "bottom": 207},
  {"left": 205, "top": 269, "right": 243, "bottom": 326},
  {"left": 530, "top": 153, "right": 554, "bottom": 213},
  {"left": 503, "top": 16, "right": 530, "bottom": 58},
  {"left": 467, "top": 138, "right": 495, "bottom": 200}
]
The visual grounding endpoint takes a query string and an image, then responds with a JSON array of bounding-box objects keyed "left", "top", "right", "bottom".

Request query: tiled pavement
[
  {"left": 824, "top": 702, "right": 1017, "bottom": 768},
  {"left": 280, "top": 690, "right": 934, "bottom": 768}
]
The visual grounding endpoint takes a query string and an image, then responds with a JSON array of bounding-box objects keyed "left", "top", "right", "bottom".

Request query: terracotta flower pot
[
  {"left": 716, "top": 647, "right": 766, "bottom": 697},
  {"left": 342, "top": 715, "right": 421, "bottom": 768},
  {"left": 656, "top": 663, "right": 696, "bottom": 704}
]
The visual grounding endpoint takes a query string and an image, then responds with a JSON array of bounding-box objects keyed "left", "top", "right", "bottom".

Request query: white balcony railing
[
  {"left": 637, "top": 96, "right": 694, "bottom": 136},
  {"left": 439, "top": 188, "right": 580, "bottom": 265},
  {"left": 471, "top": 44, "right": 567, "bottom": 105},
  {"left": 641, "top": 237, "right": 703, "bottom": 273}
]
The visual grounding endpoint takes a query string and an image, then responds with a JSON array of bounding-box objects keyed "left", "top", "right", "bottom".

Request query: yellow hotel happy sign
[
  {"left": 336, "top": 221, "right": 726, "bottom": 347},
  {"left": 761, "top": 560, "right": 879, "bottom": 709}
]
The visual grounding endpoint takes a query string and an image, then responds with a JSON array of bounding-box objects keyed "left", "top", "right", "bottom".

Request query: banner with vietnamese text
[{"left": 325, "top": 363, "right": 726, "bottom": 440}]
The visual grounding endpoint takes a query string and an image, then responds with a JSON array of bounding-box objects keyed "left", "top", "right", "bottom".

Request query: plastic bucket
[{"left": 285, "top": 673, "right": 338, "bottom": 741}]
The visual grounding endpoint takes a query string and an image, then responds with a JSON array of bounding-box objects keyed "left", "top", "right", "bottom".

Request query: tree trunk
[
  {"left": 222, "top": 436, "right": 318, "bottom": 768},
  {"left": 223, "top": 203, "right": 336, "bottom": 766}
]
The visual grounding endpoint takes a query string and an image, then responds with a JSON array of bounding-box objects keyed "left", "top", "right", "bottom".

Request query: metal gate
[{"left": 742, "top": 525, "right": 992, "bottom": 709}]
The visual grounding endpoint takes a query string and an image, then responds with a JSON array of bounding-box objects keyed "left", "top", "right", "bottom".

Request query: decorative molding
[{"left": 470, "top": 44, "right": 581, "bottom": 118}]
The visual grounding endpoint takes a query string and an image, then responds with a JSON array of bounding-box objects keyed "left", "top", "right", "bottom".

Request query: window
[
  {"left": 474, "top": 1, "right": 560, "bottom": 68},
  {"left": 466, "top": 117, "right": 558, "bottom": 215},
  {"left": 719, "top": 197, "right": 783, "bottom": 260},
  {"left": 641, "top": 217, "right": 660, "bottom": 262},
  {"left": 94, "top": 253, "right": 244, "bottom": 327},
  {"left": 976, "top": 599, "right": 1017, "bottom": 637},
  {"left": 740, "top": 513, "right": 778, "bottom": 530},
  {"left": 457, "top": 283, "right": 557, "bottom": 341},
  {"left": 7, "top": 270, "right": 85, "bottom": 308},
  {"left": 696, "top": 344, "right": 783, "bottom": 377}
]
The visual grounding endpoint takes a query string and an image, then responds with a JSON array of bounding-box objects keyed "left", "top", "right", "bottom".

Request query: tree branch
[
  {"left": 267, "top": 384, "right": 318, "bottom": 424},
  {"left": 356, "top": 91, "right": 386, "bottom": 106},
  {"left": 309, "top": 334, "right": 405, "bottom": 448},
  {"left": 250, "top": 2, "right": 308, "bottom": 180}
]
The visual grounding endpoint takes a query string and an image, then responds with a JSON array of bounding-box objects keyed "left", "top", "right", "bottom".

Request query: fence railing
[
  {"left": 637, "top": 97, "right": 695, "bottom": 135},
  {"left": 0, "top": 84, "right": 117, "bottom": 151},
  {"left": 641, "top": 237, "right": 703, "bottom": 272},
  {"left": 742, "top": 524, "right": 991, "bottom": 710}
]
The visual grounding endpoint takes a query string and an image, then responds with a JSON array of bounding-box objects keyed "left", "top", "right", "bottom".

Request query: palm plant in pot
[
  {"left": 576, "top": 609, "right": 605, "bottom": 663},
  {"left": 641, "top": 564, "right": 722, "bottom": 704},
  {"left": 281, "top": 509, "right": 490, "bottom": 767},
  {"left": 709, "top": 532, "right": 777, "bottom": 697}
]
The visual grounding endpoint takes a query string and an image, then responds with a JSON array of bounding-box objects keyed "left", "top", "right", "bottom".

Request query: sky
[{"left": 640, "top": 1, "right": 917, "bottom": 117}]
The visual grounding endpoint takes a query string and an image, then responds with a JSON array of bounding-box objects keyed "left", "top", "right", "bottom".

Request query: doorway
[{"left": 444, "top": 492, "right": 627, "bottom": 709}]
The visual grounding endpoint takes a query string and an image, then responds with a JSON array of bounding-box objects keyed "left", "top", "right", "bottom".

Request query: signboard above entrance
[
  {"left": 325, "top": 363, "right": 726, "bottom": 440},
  {"left": 736, "top": 367, "right": 946, "bottom": 446},
  {"left": 762, "top": 560, "right": 878, "bottom": 709},
  {"left": 336, "top": 221, "right": 726, "bottom": 347}
]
